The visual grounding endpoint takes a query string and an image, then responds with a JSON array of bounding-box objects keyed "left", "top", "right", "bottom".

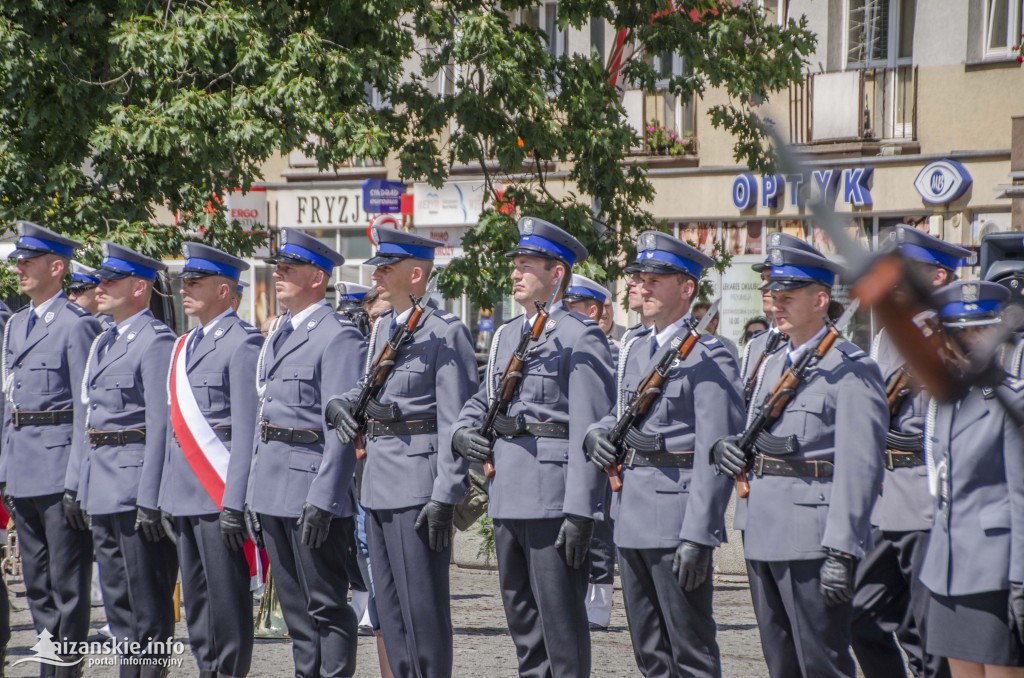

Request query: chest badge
[
  {"left": 44, "top": 312, "right": 54, "bottom": 324},
  {"left": 126, "top": 332, "right": 137, "bottom": 342},
  {"left": 307, "top": 320, "right": 317, "bottom": 330},
  {"left": 214, "top": 328, "right": 224, "bottom": 338}
]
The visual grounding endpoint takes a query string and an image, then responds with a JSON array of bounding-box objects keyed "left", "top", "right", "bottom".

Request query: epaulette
[
  {"left": 836, "top": 341, "right": 867, "bottom": 360},
  {"left": 699, "top": 334, "right": 720, "bottom": 347},
  {"left": 1004, "top": 377, "right": 1024, "bottom": 393},
  {"left": 436, "top": 311, "right": 459, "bottom": 324},
  {"left": 563, "top": 310, "right": 597, "bottom": 327},
  {"left": 240, "top": 322, "right": 261, "bottom": 334},
  {"left": 150, "top": 322, "right": 173, "bottom": 334},
  {"left": 14, "top": 304, "right": 29, "bottom": 314},
  {"left": 65, "top": 303, "right": 90, "bottom": 317}
]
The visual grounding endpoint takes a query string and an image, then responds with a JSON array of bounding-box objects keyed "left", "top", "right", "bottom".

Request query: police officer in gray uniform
[
  {"left": 70, "top": 243, "right": 177, "bottom": 676},
  {"left": 0, "top": 222, "right": 101, "bottom": 675},
  {"left": 852, "top": 227, "right": 966, "bottom": 678},
  {"left": 247, "top": 228, "right": 365, "bottom": 678},
  {"left": 159, "top": 244, "right": 263, "bottom": 678},
  {"left": 713, "top": 243, "right": 887, "bottom": 678},
  {"left": 563, "top": 274, "right": 618, "bottom": 630},
  {"left": 919, "top": 281, "right": 1024, "bottom": 673},
  {"left": 452, "top": 217, "right": 615, "bottom": 678},
  {"left": 586, "top": 232, "right": 744, "bottom": 677},
  {"left": 738, "top": 233, "right": 818, "bottom": 398},
  {"left": 326, "top": 228, "right": 478, "bottom": 678},
  {"left": 67, "top": 261, "right": 104, "bottom": 319}
]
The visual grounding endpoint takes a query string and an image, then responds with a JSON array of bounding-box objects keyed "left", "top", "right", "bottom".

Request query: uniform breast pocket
[
  {"left": 656, "top": 376, "right": 691, "bottom": 425},
  {"left": 192, "top": 373, "right": 227, "bottom": 412},
  {"left": 102, "top": 374, "right": 135, "bottom": 412},
  {"left": 282, "top": 365, "right": 317, "bottom": 407},
  {"left": 388, "top": 350, "right": 430, "bottom": 397},
  {"left": 522, "top": 356, "right": 562, "bottom": 404},
  {"left": 25, "top": 352, "right": 64, "bottom": 394},
  {"left": 787, "top": 393, "right": 829, "bottom": 445}
]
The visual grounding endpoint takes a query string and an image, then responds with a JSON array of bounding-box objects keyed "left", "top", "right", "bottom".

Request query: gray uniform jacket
[
  {"left": 247, "top": 303, "right": 365, "bottom": 519},
  {"left": 735, "top": 340, "right": 887, "bottom": 561},
  {"left": 0, "top": 296, "right": 101, "bottom": 497},
  {"left": 591, "top": 328, "right": 743, "bottom": 550},
  {"left": 340, "top": 302, "right": 478, "bottom": 510},
  {"left": 159, "top": 313, "right": 263, "bottom": 515},
  {"left": 919, "top": 383, "right": 1024, "bottom": 596},
  {"left": 73, "top": 311, "right": 175, "bottom": 515},
  {"left": 869, "top": 328, "right": 933, "bottom": 532},
  {"left": 453, "top": 303, "right": 615, "bottom": 521}
]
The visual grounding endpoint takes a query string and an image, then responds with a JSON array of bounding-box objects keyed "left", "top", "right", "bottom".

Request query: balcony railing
[{"left": 789, "top": 66, "right": 917, "bottom": 146}]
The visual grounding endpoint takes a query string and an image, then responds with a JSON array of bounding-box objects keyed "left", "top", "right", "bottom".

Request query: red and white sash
[{"left": 169, "top": 332, "right": 230, "bottom": 508}]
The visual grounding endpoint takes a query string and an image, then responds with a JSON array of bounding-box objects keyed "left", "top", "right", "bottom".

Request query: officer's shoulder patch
[
  {"left": 1004, "top": 377, "right": 1024, "bottom": 393},
  {"left": 700, "top": 334, "right": 720, "bottom": 346},
  {"left": 436, "top": 311, "right": 459, "bottom": 324},
  {"left": 835, "top": 341, "right": 867, "bottom": 360},
  {"left": 150, "top": 322, "right": 173, "bottom": 335},
  {"left": 239, "top": 321, "right": 260, "bottom": 334},
  {"left": 563, "top": 310, "right": 596, "bottom": 327},
  {"left": 627, "top": 321, "right": 643, "bottom": 332}
]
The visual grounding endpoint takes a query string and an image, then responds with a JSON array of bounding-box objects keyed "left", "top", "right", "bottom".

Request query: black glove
[
  {"left": 672, "top": 541, "right": 712, "bottom": 592},
  {"left": 62, "top": 490, "right": 89, "bottom": 531},
  {"left": 1009, "top": 582, "right": 1024, "bottom": 646},
  {"left": 325, "top": 398, "right": 360, "bottom": 445},
  {"left": 820, "top": 550, "right": 856, "bottom": 607},
  {"left": 244, "top": 505, "right": 264, "bottom": 549},
  {"left": 161, "top": 511, "right": 177, "bottom": 545},
  {"left": 413, "top": 500, "right": 455, "bottom": 552},
  {"left": 0, "top": 483, "right": 14, "bottom": 519},
  {"left": 297, "top": 502, "right": 333, "bottom": 549},
  {"left": 452, "top": 427, "right": 493, "bottom": 463},
  {"left": 554, "top": 514, "right": 595, "bottom": 570},
  {"left": 584, "top": 428, "right": 619, "bottom": 470},
  {"left": 135, "top": 506, "right": 167, "bottom": 543},
  {"left": 220, "top": 507, "right": 247, "bottom": 552},
  {"left": 711, "top": 435, "right": 747, "bottom": 477}
]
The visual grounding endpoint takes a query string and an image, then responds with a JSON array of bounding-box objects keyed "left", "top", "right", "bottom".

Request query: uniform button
[
  {"left": 15, "top": 383, "right": 19, "bottom": 388},
  {"left": 92, "top": 404, "right": 97, "bottom": 410},
  {"left": 269, "top": 376, "right": 274, "bottom": 381},
  {"left": 818, "top": 494, "right": 825, "bottom": 501},
  {"left": 309, "top": 465, "right": 316, "bottom": 471},
  {"left": 267, "top": 396, "right": 273, "bottom": 402}
]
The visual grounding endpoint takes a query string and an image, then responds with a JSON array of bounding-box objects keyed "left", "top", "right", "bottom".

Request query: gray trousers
[
  {"left": 260, "top": 514, "right": 357, "bottom": 678},
  {"left": 493, "top": 517, "right": 590, "bottom": 678},
  {"left": 367, "top": 506, "right": 452, "bottom": 678},
  {"left": 14, "top": 493, "right": 92, "bottom": 648},
  {"left": 852, "top": 528, "right": 950, "bottom": 678},
  {"left": 92, "top": 511, "right": 178, "bottom": 656},
  {"left": 747, "top": 559, "right": 856, "bottom": 678},
  {"left": 618, "top": 547, "right": 721, "bottom": 677},
  {"left": 174, "top": 514, "right": 253, "bottom": 677}
]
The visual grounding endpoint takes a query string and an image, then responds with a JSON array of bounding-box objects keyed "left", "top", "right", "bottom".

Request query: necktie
[
  {"left": 273, "top": 322, "right": 294, "bottom": 353},
  {"left": 187, "top": 327, "right": 204, "bottom": 366},
  {"left": 649, "top": 334, "right": 659, "bottom": 358},
  {"left": 99, "top": 327, "right": 119, "bottom": 359},
  {"left": 25, "top": 310, "right": 36, "bottom": 339}
]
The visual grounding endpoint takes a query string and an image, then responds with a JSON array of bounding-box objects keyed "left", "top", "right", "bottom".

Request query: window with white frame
[
  {"left": 760, "top": 0, "right": 789, "bottom": 25},
  {"left": 514, "top": 4, "right": 567, "bottom": 60},
  {"left": 984, "top": 0, "right": 1024, "bottom": 58},
  {"left": 649, "top": 52, "right": 696, "bottom": 140},
  {"left": 846, "top": 0, "right": 915, "bottom": 69}
]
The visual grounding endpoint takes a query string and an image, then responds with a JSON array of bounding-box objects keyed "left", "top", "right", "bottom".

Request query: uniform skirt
[{"left": 927, "top": 590, "right": 1024, "bottom": 666}]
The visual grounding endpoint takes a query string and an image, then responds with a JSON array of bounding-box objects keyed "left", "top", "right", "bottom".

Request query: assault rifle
[
  {"left": 351, "top": 274, "right": 438, "bottom": 460},
  {"left": 479, "top": 277, "right": 562, "bottom": 479},
  {"left": 602, "top": 300, "right": 720, "bottom": 492},
  {"left": 733, "top": 300, "right": 858, "bottom": 498}
]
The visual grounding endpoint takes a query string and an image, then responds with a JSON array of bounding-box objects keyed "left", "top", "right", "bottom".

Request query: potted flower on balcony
[
  {"left": 667, "top": 132, "right": 697, "bottom": 156},
  {"left": 646, "top": 119, "right": 670, "bottom": 154}
]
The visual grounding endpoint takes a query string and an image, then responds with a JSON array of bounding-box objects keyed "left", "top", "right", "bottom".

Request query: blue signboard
[
  {"left": 914, "top": 160, "right": 972, "bottom": 205},
  {"left": 362, "top": 179, "right": 405, "bottom": 214}
]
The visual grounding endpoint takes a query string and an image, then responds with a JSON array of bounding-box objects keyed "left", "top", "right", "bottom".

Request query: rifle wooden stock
[
  {"left": 886, "top": 368, "right": 913, "bottom": 418},
  {"left": 481, "top": 303, "right": 550, "bottom": 479},
  {"left": 604, "top": 326, "right": 702, "bottom": 492},
  {"left": 734, "top": 324, "right": 841, "bottom": 498},
  {"left": 852, "top": 255, "right": 958, "bottom": 402},
  {"left": 351, "top": 295, "right": 430, "bottom": 460}
]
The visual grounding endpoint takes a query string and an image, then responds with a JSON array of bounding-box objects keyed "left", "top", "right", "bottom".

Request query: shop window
[{"left": 984, "top": 0, "right": 1024, "bottom": 58}]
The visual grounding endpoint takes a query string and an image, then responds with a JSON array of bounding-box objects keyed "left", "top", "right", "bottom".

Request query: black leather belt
[
  {"left": 88, "top": 428, "right": 146, "bottom": 446},
  {"left": 623, "top": 449, "right": 694, "bottom": 469},
  {"left": 11, "top": 409, "right": 73, "bottom": 429},
  {"left": 884, "top": 449, "right": 924, "bottom": 470},
  {"left": 492, "top": 413, "right": 569, "bottom": 439},
  {"left": 365, "top": 418, "right": 438, "bottom": 438},
  {"left": 753, "top": 453, "right": 834, "bottom": 478},
  {"left": 260, "top": 421, "right": 324, "bottom": 445}
]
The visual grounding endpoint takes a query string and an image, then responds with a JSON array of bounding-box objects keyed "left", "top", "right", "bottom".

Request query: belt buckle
[
  {"left": 753, "top": 455, "right": 765, "bottom": 477},
  {"left": 883, "top": 449, "right": 896, "bottom": 471},
  {"left": 365, "top": 420, "right": 376, "bottom": 439},
  {"left": 623, "top": 448, "right": 637, "bottom": 469},
  {"left": 11, "top": 410, "right": 19, "bottom": 429},
  {"left": 260, "top": 420, "right": 269, "bottom": 442}
]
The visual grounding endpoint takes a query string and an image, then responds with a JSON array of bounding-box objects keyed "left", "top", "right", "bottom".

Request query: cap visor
[
  {"left": 364, "top": 254, "right": 407, "bottom": 267},
  {"left": 263, "top": 253, "right": 311, "bottom": 266},
  {"left": 752, "top": 262, "right": 768, "bottom": 272},
  {"left": 175, "top": 269, "right": 218, "bottom": 280},
  {"left": 7, "top": 248, "right": 46, "bottom": 261},
  {"left": 942, "top": 316, "right": 1002, "bottom": 328},
  {"left": 503, "top": 246, "right": 564, "bottom": 262},
  {"left": 94, "top": 268, "right": 131, "bottom": 281},
  {"left": 763, "top": 279, "right": 814, "bottom": 291},
  {"left": 634, "top": 261, "right": 688, "bottom": 276}
]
